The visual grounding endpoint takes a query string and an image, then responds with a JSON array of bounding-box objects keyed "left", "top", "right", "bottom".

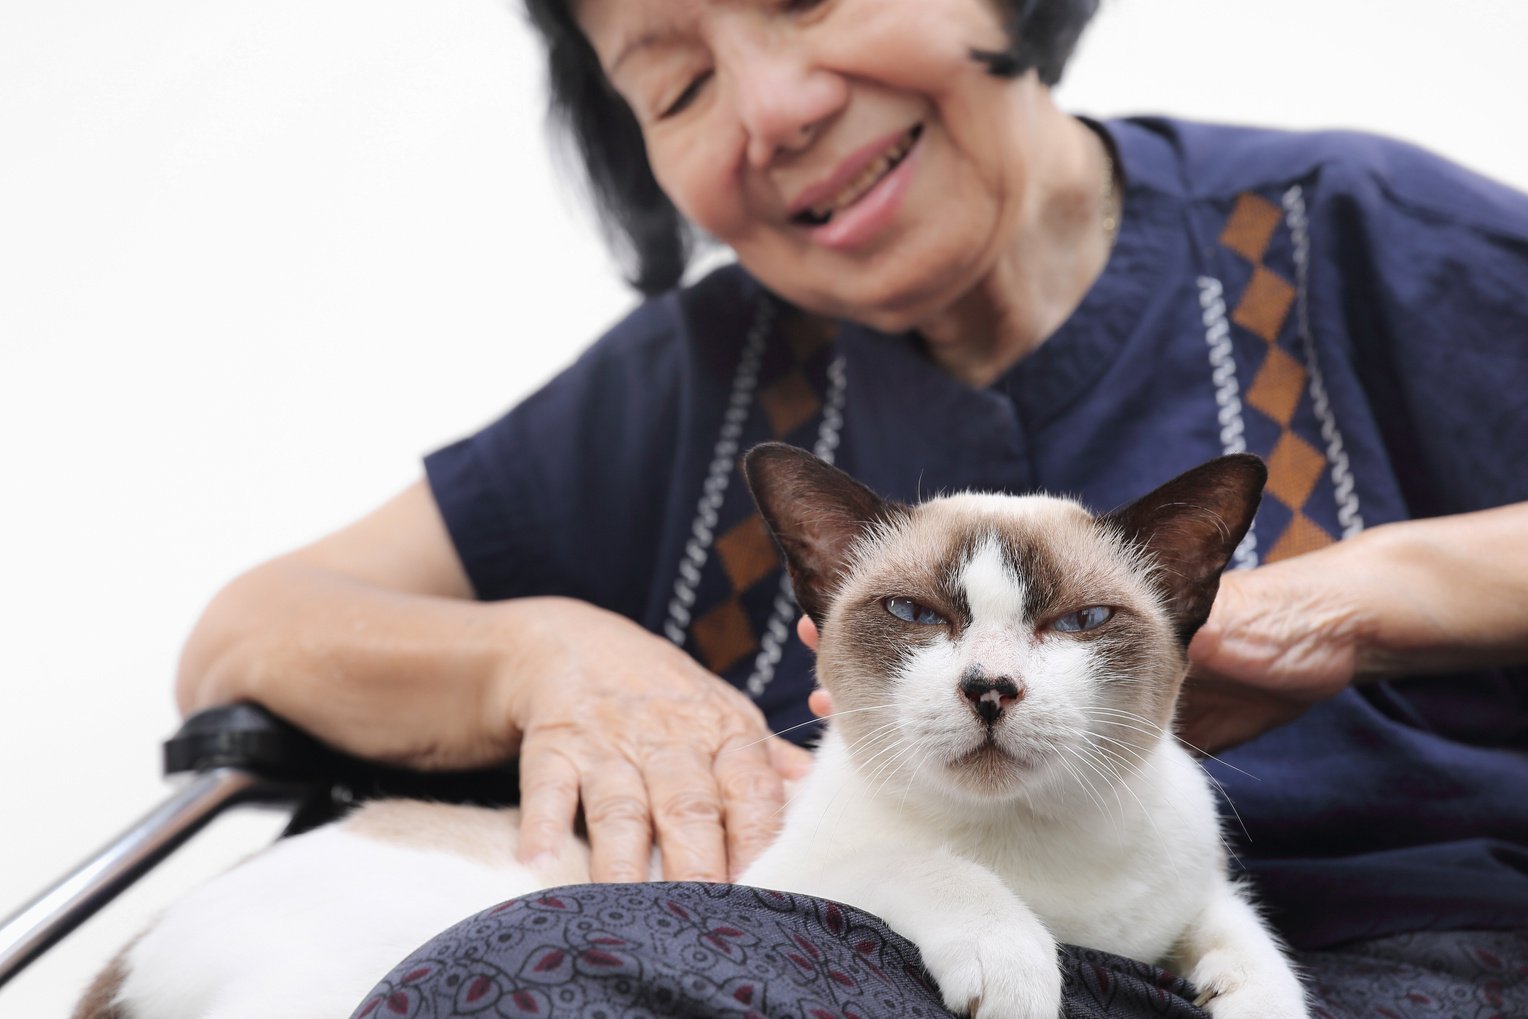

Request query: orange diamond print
[
  {"left": 691, "top": 597, "right": 757, "bottom": 675},
  {"left": 716, "top": 514, "right": 780, "bottom": 593},
  {"left": 1264, "top": 432, "right": 1327, "bottom": 510},
  {"left": 1245, "top": 347, "right": 1307, "bottom": 426},
  {"left": 1265, "top": 511, "right": 1335, "bottom": 563},
  {"left": 1232, "top": 266, "right": 1297, "bottom": 344},
  {"left": 760, "top": 370, "right": 821, "bottom": 437},
  {"left": 1220, "top": 193, "right": 1283, "bottom": 264},
  {"left": 783, "top": 311, "right": 837, "bottom": 363}
]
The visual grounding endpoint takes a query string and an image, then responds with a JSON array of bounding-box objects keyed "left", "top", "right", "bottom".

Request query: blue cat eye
[
  {"left": 885, "top": 597, "right": 946, "bottom": 626},
  {"left": 1052, "top": 606, "right": 1115, "bottom": 633}
]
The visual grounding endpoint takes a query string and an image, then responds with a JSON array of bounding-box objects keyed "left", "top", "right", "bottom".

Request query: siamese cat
[{"left": 83, "top": 447, "right": 1307, "bottom": 1019}]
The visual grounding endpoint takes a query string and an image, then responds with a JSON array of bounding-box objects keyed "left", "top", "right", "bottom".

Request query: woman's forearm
[
  {"left": 177, "top": 557, "right": 532, "bottom": 769},
  {"left": 1351, "top": 501, "right": 1528, "bottom": 679}
]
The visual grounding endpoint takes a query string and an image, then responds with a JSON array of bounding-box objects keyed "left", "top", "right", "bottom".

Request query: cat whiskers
[
  {"left": 1082, "top": 706, "right": 1253, "bottom": 854},
  {"left": 723, "top": 703, "right": 900, "bottom": 756},
  {"left": 896, "top": 732, "right": 948, "bottom": 813},
  {"left": 805, "top": 718, "right": 923, "bottom": 842},
  {"left": 1053, "top": 743, "right": 1125, "bottom": 839},
  {"left": 1068, "top": 734, "right": 1175, "bottom": 867},
  {"left": 1082, "top": 705, "right": 1260, "bottom": 780}
]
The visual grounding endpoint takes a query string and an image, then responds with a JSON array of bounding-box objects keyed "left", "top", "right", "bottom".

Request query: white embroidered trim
[
  {"left": 1197, "top": 274, "right": 1260, "bottom": 571},
  {"left": 744, "top": 352, "right": 848, "bottom": 698},
  {"left": 1282, "top": 185, "right": 1365, "bottom": 538},
  {"left": 662, "top": 299, "right": 776, "bottom": 645}
]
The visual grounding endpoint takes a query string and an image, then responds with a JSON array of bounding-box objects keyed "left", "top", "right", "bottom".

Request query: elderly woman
[{"left": 175, "top": 0, "right": 1528, "bottom": 1015}]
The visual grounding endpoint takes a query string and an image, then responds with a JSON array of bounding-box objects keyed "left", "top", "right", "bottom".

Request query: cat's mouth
[{"left": 951, "top": 735, "right": 1034, "bottom": 772}]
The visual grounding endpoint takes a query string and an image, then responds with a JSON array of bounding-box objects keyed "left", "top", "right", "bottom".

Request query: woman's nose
[{"left": 724, "top": 36, "right": 844, "bottom": 168}]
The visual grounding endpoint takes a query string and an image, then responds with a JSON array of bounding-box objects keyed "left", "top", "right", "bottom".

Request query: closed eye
[
  {"left": 885, "top": 596, "right": 946, "bottom": 626},
  {"left": 660, "top": 70, "right": 712, "bottom": 119},
  {"left": 1051, "top": 606, "right": 1115, "bottom": 633}
]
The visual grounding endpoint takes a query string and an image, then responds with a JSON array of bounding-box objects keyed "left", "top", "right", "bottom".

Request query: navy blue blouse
[{"left": 426, "top": 118, "right": 1528, "bottom": 949}]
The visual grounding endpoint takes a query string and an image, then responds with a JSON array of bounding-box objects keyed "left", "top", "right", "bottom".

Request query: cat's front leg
[
  {"left": 1173, "top": 879, "right": 1309, "bottom": 1019},
  {"left": 793, "top": 846, "right": 1061, "bottom": 1019}
]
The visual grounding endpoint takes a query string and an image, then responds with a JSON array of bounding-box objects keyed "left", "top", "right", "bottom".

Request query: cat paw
[
  {"left": 920, "top": 924, "right": 1061, "bottom": 1019},
  {"left": 1190, "top": 952, "right": 1309, "bottom": 1019}
]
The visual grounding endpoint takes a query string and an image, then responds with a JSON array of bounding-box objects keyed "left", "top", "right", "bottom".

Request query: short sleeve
[
  {"left": 423, "top": 266, "right": 761, "bottom": 620},
  {"left": 1315, "top": 137, "right": 1528, "bottom": 516}
]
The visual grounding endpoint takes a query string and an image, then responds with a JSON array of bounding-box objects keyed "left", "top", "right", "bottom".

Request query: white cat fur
[{"left": 105, "top": 486, "right": 1308, "bottom": 1019}]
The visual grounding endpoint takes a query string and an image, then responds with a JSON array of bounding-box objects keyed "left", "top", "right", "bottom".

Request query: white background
[{"left": 2, "top": 1, "right": 1525, "bottom": 1013}]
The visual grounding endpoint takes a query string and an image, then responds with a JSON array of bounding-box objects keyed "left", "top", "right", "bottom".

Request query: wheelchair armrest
[
  {"left": 165, "top": 704, "right": 520, "bottom": 835},
  {"left": 164, "top": 702, "right": 345, "bottom": 782}
]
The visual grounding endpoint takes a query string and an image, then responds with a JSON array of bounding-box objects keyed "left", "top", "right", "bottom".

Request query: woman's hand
[
  {"left": 503, "top": 598, "right": 812, "bottom": 883},
  {"left": 1182, "top": 503, "right": 1528, "bottom": 754},
  {"left": 180, "top": 481, "right": 810, "bottom": 883},
  {"left": 1180, "top": 551, "right": 1369, "bottom": 753}
]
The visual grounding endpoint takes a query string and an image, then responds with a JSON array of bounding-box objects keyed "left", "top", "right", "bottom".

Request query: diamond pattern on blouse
[
  {"left": 689, "top": 308, "right": 839, "bottom": 676},
  {"left": 1220, "top": 191, "right": 1335, "bottom": 564}
]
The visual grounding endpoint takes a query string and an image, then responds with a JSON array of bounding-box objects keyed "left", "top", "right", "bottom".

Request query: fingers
[
  {"left": 716, "top": 736, "right": 790, "bottom": 879},
  {"left": 807, "top": 688, "right": 833, "bottom": 719},
  {"left": 796, "top": 614, "right": 820, "bottom": 650},
  {"left": 515, "top": 743, "right": 580, "bottom": 865},
  {"left": 644, "top": 746, "right": 728, "bottom": 882},
  {"left": 767, "top": 735, "right": 814, "bottom": 779},
  {"left": 581, "top": 760, "right": 654, "bottom": 883}
]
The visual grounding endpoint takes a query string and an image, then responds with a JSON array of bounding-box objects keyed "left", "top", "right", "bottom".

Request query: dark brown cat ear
[
  {"left": 742, "top": 443, "right": 907, "bottom": 627},
  {"left": 1101, "top": 454, "right": 1267, "bottom": 645}
]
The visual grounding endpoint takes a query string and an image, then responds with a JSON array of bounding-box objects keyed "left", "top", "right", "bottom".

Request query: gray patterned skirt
[{"left": 351, "top": 883, "right": 1525, "bottom": 1018}]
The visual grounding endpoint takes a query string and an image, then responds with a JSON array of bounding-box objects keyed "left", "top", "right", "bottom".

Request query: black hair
[{"left": 521, "top": 0, "right": 1100, "bottom": 295}]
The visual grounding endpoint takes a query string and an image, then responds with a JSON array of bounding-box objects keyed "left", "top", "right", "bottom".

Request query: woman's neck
[{"left": 915, "top": 115, "right": 1120, "bottom": 389}]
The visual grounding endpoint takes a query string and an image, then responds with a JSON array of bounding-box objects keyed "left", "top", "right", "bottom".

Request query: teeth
[{"left": 807, "top": 127, "right": 918, "bottom": 220}]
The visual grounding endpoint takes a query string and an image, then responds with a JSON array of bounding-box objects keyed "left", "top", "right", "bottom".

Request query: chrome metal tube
[{"left": 0, "top": 768, "right": 280, "bottom": 989}]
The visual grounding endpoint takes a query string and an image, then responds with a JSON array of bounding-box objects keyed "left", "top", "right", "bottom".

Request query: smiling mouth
[{"left": 792, "top": 124, "right": 923, "bottom": 227}]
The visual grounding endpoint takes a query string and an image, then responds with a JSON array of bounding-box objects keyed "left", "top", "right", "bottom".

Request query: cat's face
[
  {"left": 818, "top": 494, "right": 1180, "bottom": 805},
  {"left": 744, "top": 445, "right": 1266, "bottom": 809}
]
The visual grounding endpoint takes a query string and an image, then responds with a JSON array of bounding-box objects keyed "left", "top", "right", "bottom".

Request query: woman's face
[{"left": 576, "top": 0, "right": 1049, "bottom": 332}]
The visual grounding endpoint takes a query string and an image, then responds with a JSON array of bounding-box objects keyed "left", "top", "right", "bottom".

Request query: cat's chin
[{"left": 934, "top": 738, "right": 1046, "bottom": 799}]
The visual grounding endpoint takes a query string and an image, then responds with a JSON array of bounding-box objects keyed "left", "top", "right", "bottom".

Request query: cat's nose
[{"left": 959, "top": 670, "right": 1025, "bottom": 725}]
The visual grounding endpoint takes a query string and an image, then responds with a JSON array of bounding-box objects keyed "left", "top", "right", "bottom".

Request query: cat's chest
[
  {"left": 971, "top": 827, "right": 1198, "bottom": 952},
  {"left": 777, "top": 743, "right": 1222, "bottom": 959}
]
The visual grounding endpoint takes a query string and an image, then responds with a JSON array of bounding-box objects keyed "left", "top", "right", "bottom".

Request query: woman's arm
[
  {"left": 177, "top": 479, "right": 810, "bottom": 881},
  {"left": 1180, "top": 501, "right": 1528, "bottom": 752}
]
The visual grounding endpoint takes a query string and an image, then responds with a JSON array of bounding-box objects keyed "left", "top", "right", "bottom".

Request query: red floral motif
[
  {"left": 733, "top": 983, "right": 755, "bottom": 1004},
  {"left": 511, "top": 989, "right": 540, "bottom": 1013},
  {"left": 386, "top": 990, "right": 410, "bottom": 1014},
  {"left": 532, "top": 949, "right": 565, "bottom": 973},
  {"left": 823, "top": 903, "right": 846, "bottom": 936},
  {"left": 1476, "top": 948, "right": 1506, "bottom": 970},
  {"left": 401, "top": 967, "right": 433, "bottom": 985},
  {"left": 464, "top": 975, "right": 494, "bottom": 1003},
  {"left": 580, "top": 949, "right": 623, "bottom": 967}
]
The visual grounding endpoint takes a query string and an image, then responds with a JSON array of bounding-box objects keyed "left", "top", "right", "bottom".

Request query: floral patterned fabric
[
  {"left": 352, "top": 883, "right": 1528, "bottom": 1019},
  {"left": 350, "top": 882, "right": 1210, "bottom": 1019}
]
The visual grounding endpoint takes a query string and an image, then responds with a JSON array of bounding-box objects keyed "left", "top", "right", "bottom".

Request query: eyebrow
[{"left": 608, "top": 23, "right": 685, "bottom": 77}]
